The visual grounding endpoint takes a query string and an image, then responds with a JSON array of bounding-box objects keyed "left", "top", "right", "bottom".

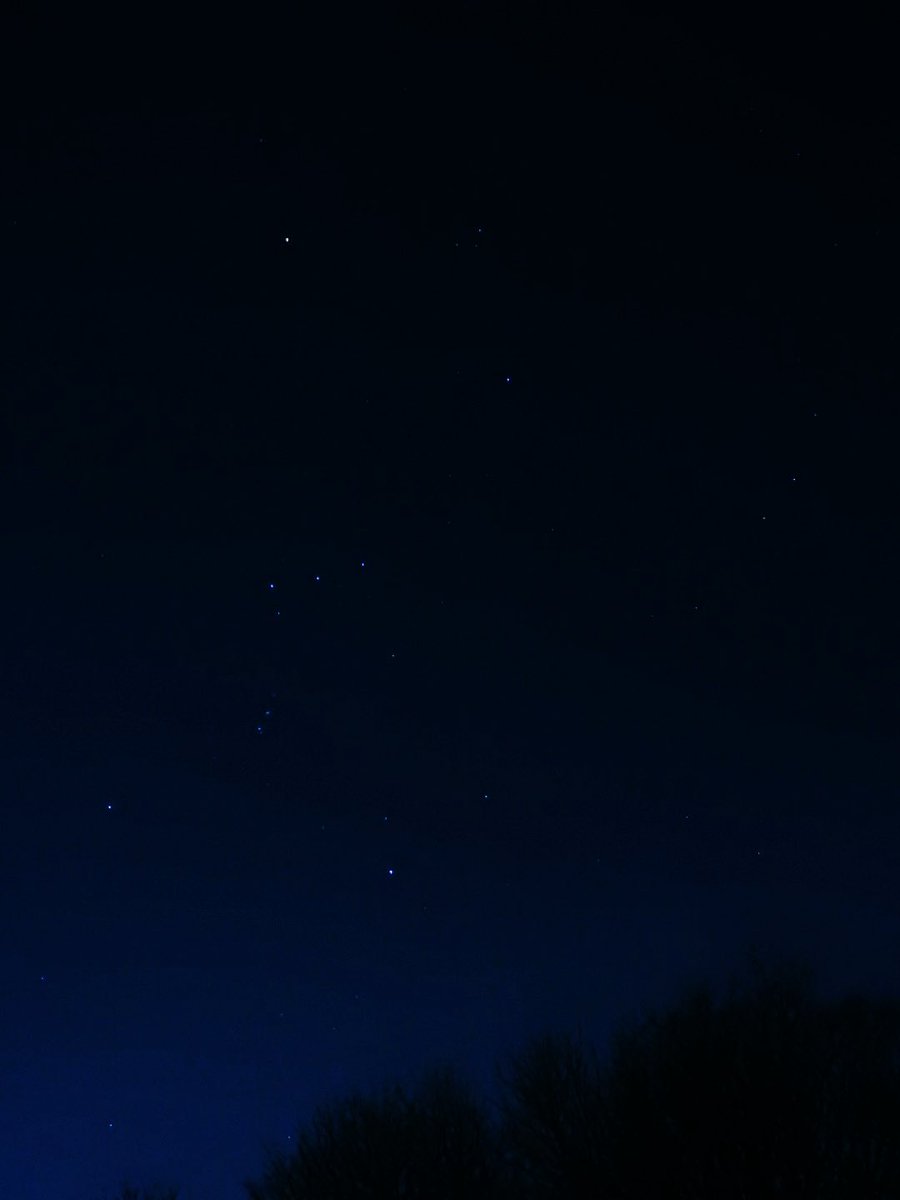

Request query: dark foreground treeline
[{"left": 116, "top": 952, "right": 900, "bottom": 1199}]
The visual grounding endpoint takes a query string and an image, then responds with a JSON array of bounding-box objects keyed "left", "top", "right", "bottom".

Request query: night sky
[{"left": 2, "top": 6, "right": 899, "bottom": 1197}]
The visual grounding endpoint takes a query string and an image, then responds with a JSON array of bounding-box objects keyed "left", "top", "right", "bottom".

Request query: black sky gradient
[{"left": 2, "top": 5, "right": 899, "bottom": 1197}]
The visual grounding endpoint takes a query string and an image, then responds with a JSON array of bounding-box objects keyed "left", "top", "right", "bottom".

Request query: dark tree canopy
[
  {"left": 495, "top": 1029, "right": 608, "bottom": 1198},
  {"left": 244, "top": 1064, "right": 500, "bottom": 1200},
  {"left": 499, "top": 953, "right": 900, "bottom": 1199},
  {"left": 237, "top": 953, "right": 900, "bottom": 1198}
]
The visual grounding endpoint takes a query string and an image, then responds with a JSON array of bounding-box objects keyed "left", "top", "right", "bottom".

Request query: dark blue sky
[{"left": 2, "top": 5, "right": 898, "bottom": 1197}]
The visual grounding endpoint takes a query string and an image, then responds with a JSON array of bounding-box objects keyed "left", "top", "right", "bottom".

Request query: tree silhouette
[
  {"left": 244, "top": 1064, "right": 501, "bottom": 1199},
  {"left": 403, "top": 1065, "right": 502, "bottom": 1197},
  {"left": 130, "top": 949, "right": 900, "bottom": 1199},
  {"left": 495, "top": 1028, "right": 608, "bottom": 1197},
  {"left": 498, "top": 949, "right": 900, "bottom": 1199}
]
